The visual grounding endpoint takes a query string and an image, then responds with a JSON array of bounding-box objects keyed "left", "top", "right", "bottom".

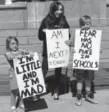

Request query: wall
[{"left": 0, "top": 0, "right": 109, "bottom": 95}]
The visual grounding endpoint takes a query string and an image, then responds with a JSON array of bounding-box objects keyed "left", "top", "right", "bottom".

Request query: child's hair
[
  {"left": 79, "top": 15, "right": 91, "bottom": 28},
  {"left": 49, "top": 1, "right": 64, "bottom": 17},
  {"left": 6, "top": 36, "right": 19, "bottom": 51}
]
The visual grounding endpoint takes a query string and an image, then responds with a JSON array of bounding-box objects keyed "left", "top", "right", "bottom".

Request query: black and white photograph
[{"left": 0, "top": 0, "right": 109, "bottom": 112}]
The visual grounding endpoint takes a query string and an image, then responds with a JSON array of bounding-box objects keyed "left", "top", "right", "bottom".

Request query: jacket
[{"left": 38, "top": 14, "right": 70, "bottom": 57}]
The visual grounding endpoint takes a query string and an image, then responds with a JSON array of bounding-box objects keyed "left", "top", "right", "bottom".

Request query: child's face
[
  {"left": 54, "top": 5, "right": 63, "bottom": 18},
  {"left": 81, "top": 19, "right": 91, "bottom": 30},
  {"left": 9, "top": 39, "right": 18, "bottom": 52}
]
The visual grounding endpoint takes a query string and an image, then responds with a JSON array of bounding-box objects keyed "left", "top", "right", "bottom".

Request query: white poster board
[
  {"left": 45, "top": 29, "right": 70, "bottom": 69},
  {"left": 14, "top": 52, "right": 46, "bottom": 99},
  {"left": 73, "top": 29, "right": 102, "bottom": 70}
]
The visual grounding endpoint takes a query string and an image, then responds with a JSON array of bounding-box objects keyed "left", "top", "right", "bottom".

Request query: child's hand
[
  {"left": 29, "top": 52, "right": 34, "bottom": 57},
  {"left": 9, "top": 74, "right": 13, "bottom": 79},
  {"left": 43, "top": 29, "right": 48, "bottom": 32},
  {"left": 9, "top": 70, "right": 13, "bottom": 79},
  {"left": 65, "top": 40, "right": 73, "bottom": 47}
]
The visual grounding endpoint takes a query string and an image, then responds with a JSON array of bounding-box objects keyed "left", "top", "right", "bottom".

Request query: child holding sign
[
  {"left": 66, "top": 15, "right": 99, "bottom": 106},
  {"left": 74, "top": 15, "right": 98, "bottom": 106},
  {"left": 38, "top": 1, "right": 70, "bottom": 100},
  {"left": 4, "top": 36, "right": 36, "bottom": 112}
]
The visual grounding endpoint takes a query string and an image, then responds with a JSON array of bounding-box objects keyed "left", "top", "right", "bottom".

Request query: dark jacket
[{"left": 38, "top": 14, "right": 70, "bottom": 57}]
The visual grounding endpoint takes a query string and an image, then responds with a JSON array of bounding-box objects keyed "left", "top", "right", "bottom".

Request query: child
[
  {"left": 75, "top": 15, "right": 98, "bottom": 106},
  {"left": 66, "top": 15, "right": 98, "bottom": 106},
  {"left": 4, "top": 36, "right": 36, "bottom": 112},
  {"left": 38, "top": 1, "right": 70, "bottom": 100}
]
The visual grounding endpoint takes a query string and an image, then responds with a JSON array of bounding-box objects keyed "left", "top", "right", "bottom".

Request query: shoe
[
  {"left": 75, "top": 99, "right": 82, "bottom": 106},
  {"left": 53, "top": 93, "right": 59, "bottom": 100},
  {"left": 85, "top": 96, "right": 98, "bottom": 104},
  {"left": 75, "top": 94, "right": 82, "bottom": 106},
  {"left": 11, "top": 106, "right": 17, "bottom": 112},
  {"left": 19, "top": 104, "right": 25, "bottom": 110}
]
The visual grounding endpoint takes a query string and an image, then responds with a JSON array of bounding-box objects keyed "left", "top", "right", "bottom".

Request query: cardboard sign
[
  {"left": 73, "top": 29, "right": 102, "bottom": 70},
  {"left": 45, "top": 29, "right": 70, "bottom": 69},
  {"left": 13, "top": 52, "right": 46, "bottom": 99}
]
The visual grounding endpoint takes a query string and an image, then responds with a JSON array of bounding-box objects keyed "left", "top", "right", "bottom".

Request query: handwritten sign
[
  {"left": 13, "top": 52, "right": 46, "bottom": 99},
  {"left": 45, "top": 29, "right": 70, "bottom": 69},
  {"left": 73, "top": 29, "right": 102, "bottom": 70}
]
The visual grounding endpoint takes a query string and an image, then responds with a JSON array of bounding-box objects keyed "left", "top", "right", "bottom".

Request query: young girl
[
  {"left": 38, "top": 1, "right": 70, "bottom": 100},
  {"left": 4, "top": 36, "right": 36, "bottom": 112}
]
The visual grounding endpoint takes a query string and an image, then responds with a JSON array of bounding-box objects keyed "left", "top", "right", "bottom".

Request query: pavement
[{"left": 0, "top": 89, "right": 109, "bottom": 112}]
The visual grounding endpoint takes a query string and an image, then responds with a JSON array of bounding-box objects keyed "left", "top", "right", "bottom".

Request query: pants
[
  {"left": 42, "top": 56, "right": 62, "bottom": 91},
  {"left": 74, "top": 69, "right": 94, "bottom": 95}
]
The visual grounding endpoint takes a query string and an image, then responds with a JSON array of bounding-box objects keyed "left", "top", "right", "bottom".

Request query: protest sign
[
  {"left": 13, "top": 52, "right": 46, "bottom": 99},
  {"left": 45, "top": 29, "right": 70, "bottom": 69},
  {"left": 73, "top": 29, "right": 102, "bottom": 70}
]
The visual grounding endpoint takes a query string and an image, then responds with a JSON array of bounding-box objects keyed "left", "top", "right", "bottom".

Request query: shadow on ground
[
  {"left": 45, "top": 74, "right": 70, "bottom": 96},
  {"left": 23, "top": 98, "right": 48, "bottom": 112}
]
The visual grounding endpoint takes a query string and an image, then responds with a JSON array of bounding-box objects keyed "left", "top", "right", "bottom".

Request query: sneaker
[
  {"left": 75, "top": 94, "right": 82, "bottom": 106},
  {"left": 75, "top": 99, "right": 82, "bottom": 106},
  {"left": 11, "top": 106, "right": 17, "bottom": 112},
  {"left": 53, "top": 93, "right": 59, "bottom": 100},
  {"left": 85, "top": 96, "right": 98, "bottom": 104}
]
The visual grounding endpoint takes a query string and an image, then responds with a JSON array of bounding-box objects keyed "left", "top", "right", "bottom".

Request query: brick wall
[{"left": 0, "top": 0, "right": 109, "bottom": 95}]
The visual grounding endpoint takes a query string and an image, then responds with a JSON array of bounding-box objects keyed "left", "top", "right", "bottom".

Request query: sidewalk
[{"left": 0, "top": 89, "right": 109, "bottom": 112}]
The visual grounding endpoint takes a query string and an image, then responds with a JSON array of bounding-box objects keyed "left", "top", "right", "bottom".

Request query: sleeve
[
  {"left": 38, "top": 18, "right": 46, "bottom": 41},
  {"left": 4, "top": 52, "right": 12, "bottom": 61}
]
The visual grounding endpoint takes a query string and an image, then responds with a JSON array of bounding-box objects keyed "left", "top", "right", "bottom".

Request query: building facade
[{"left": 0, "top": 0, "right": 109, "bottom": 95}]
